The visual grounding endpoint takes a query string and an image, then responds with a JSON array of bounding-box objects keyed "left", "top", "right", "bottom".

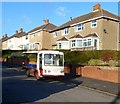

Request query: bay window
[
  {"left": 71, "top": 39, "right": 83, "bottom": 48},
  {"left": 71, "top": 40, "right": 76, "bottom": 47},
  {"left": 83, "top": 38, "right": 92, "bottom": 47}
]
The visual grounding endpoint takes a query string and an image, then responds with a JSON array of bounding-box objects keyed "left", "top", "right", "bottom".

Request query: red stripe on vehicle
[{"left": 40, "top": 69, "right": 43, "bottom": 75}]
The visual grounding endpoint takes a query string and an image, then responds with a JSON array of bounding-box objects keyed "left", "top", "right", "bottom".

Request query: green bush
[
  {"left": 108, "top": 60, "right": 118, "bottom": 67},
  {"left": 58, "top": 50, "right": 120, "bottom": 65},
  {"left": 2, "top": 50, "right": 120, "bottom": 66},
  {"left": 88, "top": 59, "right": 103, "bottom": 66}
]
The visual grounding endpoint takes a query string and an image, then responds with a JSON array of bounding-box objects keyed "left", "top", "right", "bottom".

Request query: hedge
[
  {"left": 58, "top": 50, "right": 120, "bottom": 65},
  {"left": 2, "top": 50, "right": 120, "bottom": 66}
]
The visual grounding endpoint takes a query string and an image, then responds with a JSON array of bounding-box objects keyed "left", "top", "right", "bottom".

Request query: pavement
[{"left": 2, "top": 62, "right": 120, "bottom": 97}]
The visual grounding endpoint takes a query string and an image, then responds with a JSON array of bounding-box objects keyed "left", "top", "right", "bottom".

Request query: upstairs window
[
  {"left": 62, "top": 28, "right": 69, "bottom": 35},
  {"left": 31, "top": 34, "right": 35, "bottom": 38},
  {"left": 76, "top": 23, "right": 84, "bottom": 31},
  {"left": 38, "top": 32, "right": 40, "bottom": 36},
  {"left": 91, "top": 20, "right": 97, "bottom": 28},
  {"left": 54, "top": 31, "right": 58, "bottom": 37}
]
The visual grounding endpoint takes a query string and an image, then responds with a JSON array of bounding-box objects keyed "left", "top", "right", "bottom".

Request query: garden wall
[{"left": 76, "top": 66, "right": 120, "bottom": 83}]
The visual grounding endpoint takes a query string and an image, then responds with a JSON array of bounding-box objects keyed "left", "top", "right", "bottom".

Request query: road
[{"left": 2, "top": 66, "right": 119, "bottom": 103}]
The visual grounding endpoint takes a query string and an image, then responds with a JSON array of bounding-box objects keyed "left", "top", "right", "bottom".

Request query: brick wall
[{"left": 80, "top": 66, "right": 119, "bottom": 83}]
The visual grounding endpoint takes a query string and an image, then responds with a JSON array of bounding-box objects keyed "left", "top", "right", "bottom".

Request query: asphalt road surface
[{"left": 2, "top": 66, "right": 119, "bottom": 103}]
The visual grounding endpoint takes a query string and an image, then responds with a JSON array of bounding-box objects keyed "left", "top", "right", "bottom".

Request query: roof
[
  {"left": 28, "top": 23, "right": 57, "bottom": 33},
  {"left": 52, "top": 44, "right": 57, "bottom": 46},
  {"left": 84, "top": 33, "right": 98, "bottom": 38},
  {"left": 51, "top": 9, "right": 120, "bottom": 32},
  {"left": 57, "top": 37, "right": 69, "bottom": 41},
  {"left": 2, "top": 36, "right": 9, "bottom": 42},
  {"left": 8, "top": 32, "right": 27, "bottom": 39},
  {"left": 70, "top": 34, "right": 83, "bottom": 39}
]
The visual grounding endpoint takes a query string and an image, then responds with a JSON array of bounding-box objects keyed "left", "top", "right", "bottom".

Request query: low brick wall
[
  {"left": 80, "top": 66, "right": 120, "bottom": 83},
  {"left": 4, "top": 57, "right": 120, "bottom": 83}
]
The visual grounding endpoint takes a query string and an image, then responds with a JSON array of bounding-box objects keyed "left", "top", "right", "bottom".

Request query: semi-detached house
[
  {"left": 28, "top": 20, "right": 57, "bottom": 50},
  {"left": 50, "top": 4, "right": 120, "bottom": 51},
  {"left": 2, "top": 4, "right": 120, "bottom": 51},
  {"left": 2, "top": 28, "right": 28, "bottom": 50}
]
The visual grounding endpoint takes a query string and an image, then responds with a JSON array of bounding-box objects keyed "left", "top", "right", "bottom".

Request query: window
[
  {"left": 83, "top": 38, "right": 92, "bottom": 47},
  {"left": 26, "top": 36, "right": 28, "bottom": 39},
  {"left": 30, "top": 44, "right": 35, "bottom": 49},
  {"left": 24, "top": 44, "right": 29, "bottom": 50},
  {"left": 91, "top": 20, "right": 97, "bottom": 28},
  {"left": 38, "top": 32, "right": 40, "bottom": 36},
  {"left": 58, "top": 43, "right": 62, "bottom": 49},
  {"left": 77, "top": 40, "right": 82, "bottom": 47},
  {"left": 62, "top": 28, "right": 69, "bottom": 35},
  {"left": 88, "top": 39, "right": 92, "bottom": 46},
  {"left": 71, "top": 40, "right": 76, "bottom": 47},
  {"left": 76, "top": 23, "right": 84, "bottom": 31},
  {"left": 54, "top": 31, "right": 57, "bottom": 37},
  {"left": 83, "top": 39, "right": 88, "bottom": 47},
  {"left": 31, "top": 34, "right": 35, "bottom": 38},
  {"left": 44, "top": 54, "right": 63, "bottom": 66},
  {"left": 94, "top": 39, "right": 97, "bottom": 49}
]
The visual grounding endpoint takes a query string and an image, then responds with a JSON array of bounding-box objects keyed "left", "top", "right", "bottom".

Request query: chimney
[
  {"left": 20, "top": 28, "right": 23, "bottom": 33},
  {"left": 16, "top": 30, "right": 18, "bottom": 34},
  {"left": 5, "top": 34, "right": 8, "bottom": 37},
  {"left": 93, "top": 4, "right": 101, "bottom": 12},
  {"left": 44, "top": 19, "right": 49, "bottom": 24}
]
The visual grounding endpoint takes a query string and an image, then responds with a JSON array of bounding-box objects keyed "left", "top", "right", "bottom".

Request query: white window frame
[
  {"left": 58, "top": 43, "right": 62, "bottom": 49},
  {"left": 31, "top": 33, "right": 35, "bottom": 38},
  {"left": 57, "top": 41, "right": 70, "bottom": 50},
  {"left": 77, "top": 40, "right": 83, "bottom": 48},
  {"left": 70, "top": 38, "right": 83, "bottom": 48},
  {"left": 38, "top": 32, "right": 40, "bottom": 36},
  {"left": 83, "top": 38, "right": 92, "bottom": 47},
  {"left": 76, "top": 23, "right": 84, "bottom": 32},
  {"left": 62, "top": 28, "right": 69, "bottom": 36},
  {"left": 54, "top": 31, "right": 58, "bottom": 37},
  {"left": 30, "top": 43, "right": 35, "bottom": 49},
  {"left": 71, "top": 40, "right": 76, "bottom": 48},
  {"left": 91, "top": 20, "right": 97, "bottom": 28}
]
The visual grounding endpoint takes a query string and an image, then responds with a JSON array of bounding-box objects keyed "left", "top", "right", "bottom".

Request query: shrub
[
  {"left": 108, "top": 60, "right": 118, "bottom": 67},
  {"left": 100, "top": 51, "right": 117, "bottom": 62},
  {"left": 88, "top": 59, "right": 103, "bottom": 66}
]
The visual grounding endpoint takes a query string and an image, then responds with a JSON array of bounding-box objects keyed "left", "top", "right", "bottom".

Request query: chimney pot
[
  {"left": 20, "top": 28, "right": 23, "bottom": 33},
  {"left": 5, "top": 34, "right": 7, "bottom": 37},
  {"left": 93, "top": 4, "right": 101, "bottom": 12},
  {"left": 44, "top": 19, "right": 49, "bottom": 24},
  {"left": 16, "top": 30, "right": 18, "bottom": 34}
]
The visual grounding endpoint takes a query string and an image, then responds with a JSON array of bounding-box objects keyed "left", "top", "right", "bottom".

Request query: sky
[{"left": 1, "top": 1, "right": 119, "bottom": 38}]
